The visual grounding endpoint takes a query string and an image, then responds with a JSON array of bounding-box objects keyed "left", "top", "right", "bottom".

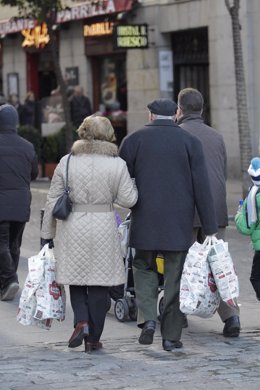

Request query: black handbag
[{"left": 52, "top": 153, "right": 73, "bottom": 220}]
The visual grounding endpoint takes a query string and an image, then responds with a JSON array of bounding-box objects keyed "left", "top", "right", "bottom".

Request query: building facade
[{"left": 0, "top": 0, "right": 259, "bottom": 178}]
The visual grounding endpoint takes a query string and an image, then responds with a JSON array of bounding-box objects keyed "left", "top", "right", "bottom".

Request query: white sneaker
[{"left": 1, "top": 282, "right": 19, "bottom": 301}]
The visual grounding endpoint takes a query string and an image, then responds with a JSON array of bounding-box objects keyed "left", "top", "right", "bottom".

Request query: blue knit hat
[
  {"left": 0, "top": 104, "right": 19, "bottom": 131},
  {"left": 248, "top": 157, "right": 260, "bottom": 187}
]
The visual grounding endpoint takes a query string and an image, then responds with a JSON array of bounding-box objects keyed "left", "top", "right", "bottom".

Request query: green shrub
[
  {"left": 41, "top": 126, "right": 78, "bottom": 163},
  {"left": 18, "top": 125, "right": 78, "bottom": 163},
  {"left": 18, "top": 125, "right": 42, "bottom": 157}
]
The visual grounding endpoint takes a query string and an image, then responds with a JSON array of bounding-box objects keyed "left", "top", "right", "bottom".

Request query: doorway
[
  {"left": 172, "top": 27, "right": 210, "bottom": 124},
  {"left": 26, "top": 50, "right": 57, "bottom": 99},
  {"left": 38, "top": 70, "right": 57, "bottom": 99}
]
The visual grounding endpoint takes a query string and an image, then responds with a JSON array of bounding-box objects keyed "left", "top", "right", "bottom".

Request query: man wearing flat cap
[
  {"left": 119, "top": 98, "right": 217, "bottom": 351},
  {"left": 147, "top": 99, "right": 177, "bottom": 116}
]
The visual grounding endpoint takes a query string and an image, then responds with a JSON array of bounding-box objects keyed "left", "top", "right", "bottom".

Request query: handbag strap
[{"left": 65, "top": 153, "right": 72, "bottom": 192}]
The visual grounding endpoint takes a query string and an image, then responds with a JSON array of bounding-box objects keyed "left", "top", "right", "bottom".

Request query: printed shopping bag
[
  {"left": 207, "top": 237, "right": 239, "bottom": 306},
  {"left": 34, "top": 245, "right": 66, "bottom": 322},
  {"left": 17, "top": 244, "right": 66, "bottom": 329},
  {"left": 180, "top": 240, "right": 220, "bottom": 318}
]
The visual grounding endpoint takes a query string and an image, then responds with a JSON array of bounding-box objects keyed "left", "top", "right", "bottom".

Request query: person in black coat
[
  {"left": 0, "top": 104, "right": 38, "bottom": 301},
  {"left": 19, "top": 91, "right": 37, "bottom": 128},
  {"left": 119, "top": 98, "right": 217, "bottom": 351},
  {"left": 70, "top": 85, "right": 92, "bottom": 129}
]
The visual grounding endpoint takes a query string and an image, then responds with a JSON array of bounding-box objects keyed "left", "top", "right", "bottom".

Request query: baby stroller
[{"left": 109, "top": 215, "right": 165, "bottom": 322}]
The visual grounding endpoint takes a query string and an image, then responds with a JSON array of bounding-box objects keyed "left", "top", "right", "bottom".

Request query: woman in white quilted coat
[{"left": 41, "top": 116, "right": 138, "bottom": 352}]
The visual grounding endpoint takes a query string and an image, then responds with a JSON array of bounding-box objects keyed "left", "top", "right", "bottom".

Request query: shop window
[
  {"left": 92, "top": 55, "right": 127, "bottom": 145},
  {"left": 99, "top": 56, "right": 127, "bottom": 114}
]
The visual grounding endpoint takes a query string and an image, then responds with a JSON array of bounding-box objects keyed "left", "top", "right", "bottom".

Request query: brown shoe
[
  {"left": 84, "top": 340, "right": 103, "bottom": 353},
  {"left": 68, "top": 321, "right": 89, "bottom": 348}
]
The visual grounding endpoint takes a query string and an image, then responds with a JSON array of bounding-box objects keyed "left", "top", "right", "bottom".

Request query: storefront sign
[
  {"left": 0, "top": 19, "right": 36, "bottom": 35},
  {"left": 21, "top": 23, "right": 50, "bottom": 49},
  {"left": 57, "top": 0, "right": 134, "bottom": 24},
  {"left": 114, "top": 24, "right": 148, "bottom": 49},
  {"left": 84, "top": 22, "right": 114, "bottom": 37},
  {"left": 0, "top": 0, "right": 135, "bottom": 36}
]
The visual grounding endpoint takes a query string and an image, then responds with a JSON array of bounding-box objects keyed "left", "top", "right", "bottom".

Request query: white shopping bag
[
  {"left": 180, "top": 240, "right": 220, "bottom": 318},
  {"left": 17, "top": 244, "right": 66, "bottom": 329},
  {"left": 34, "top": 246, "right": 66, "bottom": 321},
  {"left": 118, "top": 219, "right": 130, "bottom": 258},
  {"left": 207, "top": 237, "right": 239, "bottom": 306}
]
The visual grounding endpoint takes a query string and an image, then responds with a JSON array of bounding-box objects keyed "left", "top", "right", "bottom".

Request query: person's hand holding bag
[{"left": 40, "top": 239, "right": 54, "bottom": 249}]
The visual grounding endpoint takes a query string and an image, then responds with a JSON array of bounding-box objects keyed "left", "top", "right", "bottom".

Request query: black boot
[{"left": 138, "top": 320, "right": 156, "bottom": 345}]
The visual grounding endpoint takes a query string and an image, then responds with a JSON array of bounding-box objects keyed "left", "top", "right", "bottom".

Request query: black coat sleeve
[
  {"left": 119, "top": 137, "right": 135, "bottom": 177},
  {"left": 189, "top": 137, "right": 218, "bottom": 235}
]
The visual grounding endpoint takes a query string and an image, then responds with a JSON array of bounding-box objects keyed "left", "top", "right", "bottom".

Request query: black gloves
[{"left": 41, "top": 238, "right": 54, "bottom": 249}]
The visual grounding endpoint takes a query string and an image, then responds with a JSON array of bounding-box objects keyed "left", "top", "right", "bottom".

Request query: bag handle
[
  {"left": 65, "top": 153, "right": 72, "bottom": 193},
  {"left": 41, "top": 243, "right": 55, "bottom": 261},
  {"left": 202, "top": 235, "right": 218, "bottom": 248}
]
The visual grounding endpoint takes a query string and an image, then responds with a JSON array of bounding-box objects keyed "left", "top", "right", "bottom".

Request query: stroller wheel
[
  {"left": 106, "top": 295, "right": 112, "bottom": 312},
  {"left": 114, "top": 298, "right": 129, "bottom": 322}
]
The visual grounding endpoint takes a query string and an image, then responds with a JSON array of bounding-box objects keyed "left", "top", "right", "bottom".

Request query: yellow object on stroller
[
  {"left": 111, "top": 213, "right": 165, "bottom": 322},
  {"left": 156, "top": 255, "right": 164, "bottom": 275}
]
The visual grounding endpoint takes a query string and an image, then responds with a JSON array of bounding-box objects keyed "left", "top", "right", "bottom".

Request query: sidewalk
[{"left": 0, "top": 178, "right": 260, "bottom": 390}]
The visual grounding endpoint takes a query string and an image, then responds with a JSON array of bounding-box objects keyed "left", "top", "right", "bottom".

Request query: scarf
[{"left": 246, "top": 185, "right": 259, "bottom": 227}]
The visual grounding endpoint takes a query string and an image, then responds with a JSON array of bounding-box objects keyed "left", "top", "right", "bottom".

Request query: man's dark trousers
[
  {"left": 133, "top": 250, "right": 187, "bottom": 341},
  {"left": 0, "top": 221, "right": 25, "bottom": 289}
]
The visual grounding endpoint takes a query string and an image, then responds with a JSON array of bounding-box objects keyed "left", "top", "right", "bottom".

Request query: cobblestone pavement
[
  {"left": 0, "top": 179, "right": 260, "bottom": 390},
  {"left": 1, "top": 331, "right": 260, "bottom": 390}
]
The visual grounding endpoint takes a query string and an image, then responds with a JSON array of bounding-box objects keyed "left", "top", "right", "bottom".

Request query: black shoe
[
  {"left": 223, "top": 315, "right": 240, "bottom": 337},
  {"left": 1, "top": 282, "right": 19, "bottom": 301},
  {"left": 138, "top": 320, "right": 156, "bottom": 345},
  {"left": 162, "top": 339, "right": 183, "bottom": 351}
]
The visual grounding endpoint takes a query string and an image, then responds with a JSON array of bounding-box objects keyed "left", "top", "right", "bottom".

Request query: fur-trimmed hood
[{"left": 71, "top": 139, "right": 118, "bottom": 156}]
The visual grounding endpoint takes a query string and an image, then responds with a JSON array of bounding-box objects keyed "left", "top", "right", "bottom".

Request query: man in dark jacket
[
  {"left": 119, "top": 98, "right": 217, "bottom": 351},
  {"left": 70, "top": 85, "right": 92, "bottom": 129},
  {"left": 176, "top": 87, "right": 241, "bottom": 337},
  {"left": 0, "top": 104, "right": 38, "bottom": 301}
]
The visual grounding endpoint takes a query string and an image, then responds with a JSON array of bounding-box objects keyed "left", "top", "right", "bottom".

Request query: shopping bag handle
[
  {"left": 203, "top": 234, "right": 218, "bottom": 248},
  {"left": 41, "top": 243, "right": 55, "bottom": 260}
]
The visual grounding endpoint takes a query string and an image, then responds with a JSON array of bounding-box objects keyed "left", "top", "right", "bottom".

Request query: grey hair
[
  {"left": 152, "top": 114, "right": 174, "bottom": 120},
  {"left": 177, "top": 88, "right": 204, "bottom": 114}
]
